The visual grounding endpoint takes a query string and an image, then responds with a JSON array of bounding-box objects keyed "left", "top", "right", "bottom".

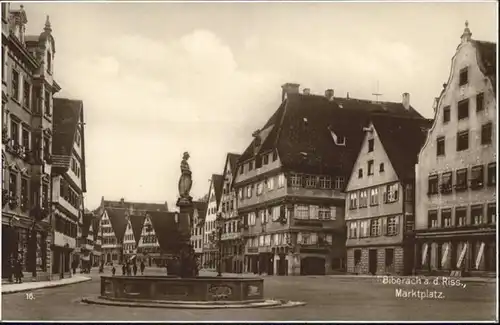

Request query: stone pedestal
[{"left": 176, "top": 196, "right": 198, "bottom": 277}]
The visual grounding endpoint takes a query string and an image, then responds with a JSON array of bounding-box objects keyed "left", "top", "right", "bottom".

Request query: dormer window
[{"left": 329, "top": 128, "right": 346, "bottom": 146}]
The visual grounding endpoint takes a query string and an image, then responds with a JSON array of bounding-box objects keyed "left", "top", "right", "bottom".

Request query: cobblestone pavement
[{"left": 1, "top": 267, "right": 496, "bottom": 321}]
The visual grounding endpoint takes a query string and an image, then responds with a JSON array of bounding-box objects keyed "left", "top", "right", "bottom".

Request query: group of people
[
  {"left": 111, "top": 260, "right": 146, "bottom": 276},
  {"left": 8, "top": 256, "right": 24, "bottom": 283}
]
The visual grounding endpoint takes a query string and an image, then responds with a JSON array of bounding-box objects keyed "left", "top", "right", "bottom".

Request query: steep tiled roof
[
  {"left": 372, "top": 115, "right": 433, "bottom": 181},
  {"left": 81, "top": 211, "right": 93, "bottom": 238},
  {"left": 52, "top": 98, "right": 81, "bottom": 157},
  {"left": 238, "top": 93, "right": 425, "bottom": 176},
  {"left": 105, "top": 208, "right": 128, "bottom": 243},
  {"left": 130, "top": 214, "right": 146, "bottom": 246},
  {"left": 211, "top": 174, "right": 224, "bottom": 207},
  {"left": 473, "top": 40, "right": 496, "bottom": 94},
  {"left": 227, "top": 153, "right": 241, "bottom": 179},
  {"left": 193, "top": 200, "right": 208, "bottom": 219}
]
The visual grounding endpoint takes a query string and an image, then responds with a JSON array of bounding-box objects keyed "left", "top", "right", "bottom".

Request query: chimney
[
  {"left": 325, "top": 89, "right": 334, "bottom": 101},
  {"left": 303, "top": 88, "right": 311, "bottom": 95},
  {"left": 347, "top": 92, "right": 350, "bottom": 99},
  {"left": 281, "top": 83, "right": 300, "bottom": 102},
  {"left": 402, "top": 92, "right": 410, "bottom": 110},
  {"left": 120, "top": 198, "right": 125, "bottom": 205}
]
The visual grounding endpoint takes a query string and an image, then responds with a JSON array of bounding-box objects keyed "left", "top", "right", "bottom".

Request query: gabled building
[
  {"left": 97, "top": 197, "right": 168, "bottom": 265},
  {"left": 219, "top": 153, "right": 243, "bottom": 273},
  {"left": 344, "top": 114, "right": 431, "bottom": 276},
  {"left": 415, "top": 22, "right": 496, "bottom": 276},
  {"left": 234, "top": 83, "right": 426, "bottom": 276},
  {"left": 201, "top": 174, "right": 223, "bottom": 270},
  {"left": 2, "top": 4, "right": 60, "bottom": 282},
  {"left": 51, "top": 98, "right": 87, "bottom": 278},
  {"left": 190, "top": 200, "right": 208, "bottom": 260}
]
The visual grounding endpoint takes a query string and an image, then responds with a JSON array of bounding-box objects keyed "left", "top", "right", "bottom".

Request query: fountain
[{"left": 82, "top": 152, "right": 305, "bottom": 309}]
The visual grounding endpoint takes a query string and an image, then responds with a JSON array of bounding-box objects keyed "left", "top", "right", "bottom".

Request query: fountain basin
[{"left": 99, "top": 275, "right": 265, "bottom": 303}]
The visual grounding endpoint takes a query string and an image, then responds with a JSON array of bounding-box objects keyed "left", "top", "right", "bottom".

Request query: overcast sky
[{"left": 17, "top": 1, "right": 497, "bottom": 211}]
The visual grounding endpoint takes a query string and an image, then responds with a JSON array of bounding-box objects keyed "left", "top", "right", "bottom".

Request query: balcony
[
  {"left": 57, "top": 196, "right": 79, "bottom": 218},
  {"left": 54, "top": 231, "right": 77, "bottom": 249}
]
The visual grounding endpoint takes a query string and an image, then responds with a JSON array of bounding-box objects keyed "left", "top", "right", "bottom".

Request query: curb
[
  {"left": 2, "top": 277, "right": 92, "bottom": 295},
  {"left": 81, "top": 296, "right": 305, "bottom": 309}
]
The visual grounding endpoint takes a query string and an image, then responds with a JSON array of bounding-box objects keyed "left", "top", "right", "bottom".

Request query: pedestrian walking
[
  {"left": 122, "top": 263, "right": 126, "bottom": 275},
  {"left": 111, "top": 265, "right": 116, "bottom": 276},
  {"left": 14, "top": 258, "right": 23, "bottom": 283},
  {"left": 72, "top": 260, "right": 77, "bottom": 275},
  {"left": 133, "top": 263, "right": 138, "bottom": 276},
  {"left": 140, "top": 261, "right": 145, "bottom": 275}
]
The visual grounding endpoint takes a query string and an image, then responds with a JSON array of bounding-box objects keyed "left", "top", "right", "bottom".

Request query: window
[
  {"left": 246, "top": 185, "right": 252, "bottom": 198},
  {"left": 481, "top": 123, "right": 492, "bottom": 145},
  {"left": 271, "top": 206, "right": 280, "bottom": 221},
  {"left": 370, "top": 219, "right": 380, "bottom": 237},
  {"left": 379, "top": 163, "right": 384, "bottom": 173},
  {"left": 319, "top": 206, "right": 332, "bottom": 220},
  {"left": 47, "top": 51, "right": 52, "bottom": 73},
  {"left": 455, "top": 169, "right": 467, "bottom": 191},
  {"left": 370, "top": 188, "right": 379, "bottom": 205},
  {"left": 385, "top": 183, "right": 399, "bottom": 203},
  {"left": 455, "top": 208, "right": 467, "bottom": 227},
  {"left": 44, "top": 90, "right": 51, "bottom": 115},
  {"left": 367, "top": 160, "right": 374, "bottom": 176},
  {"left": 487, "top": 163, "right": 496, "bottom": 186},
  {"left": 238, "top": 189, "right": 243, "bottom": 200},
  {"left": 255, "top": 155, "right": 262, "bottom": 169},
  {"left": 290, "top": 174, "right": 302, "bottom": 187},
  {"left": 476, "top": 92, "right": 484, "bottom": 112},
  {"left": 334, "top": 176, "right": 344, "bottom": 190},
  {"left": 428, "top": 210, "right": 438, "bottom": 228},
  {"left": 404, "top": 184, "right": 413, "bottom": 202},
  {"left": 443, "top": 106, "right": 451, "bottom": 123},
  {"left": 470, "top": 165, "right": 484, "bottom": 189},
  {"left": 387, "top": 216, "right": 398, "bottom": 235},
  {"left": 294, "top": 204, "right": 309, "bottom": 219},
  {"left": 21, "top": 127, "right": 30, "bottom": 150},
  {"left": 319, "top": 176, "right": 331, "bottom": 189},
  {"left": 239, "top": 166, "right": 244, "bottom": 175},
  {"left": 259, "top": 210, "right": 267, "bottom": 224},
  {"left": 385, "top": 248, "right": 394, "bottom": 268},
  {"left": 456, "top": 131, "right": 469, "bottom": 151},
  {"left": 349, "top": 193, "right": 358, "bottom": 209},
  {"left": 457, "top": 99, "right": 469, "bottom": 120},
  {"left": 20, "top": 177, "right": 28, "bottom": 208},
  {"left": 368, "top": 139, "right": 374, "bottom": 152},
  {"left": 23, "top": 81, "right": 30, "bottom": 109},
  {"left": 305, "top": 175, "right": 317, "bottom": 188},
  {"left": 256, "top": 182, "right": 263, "bottom": 196},
  {"left": 348, "top": 222, "right": 357, "bottom": 239},
  {"left": 359, "top": 220, "right": 370, "bottom": 237},
  {"left": 436, "top": 137, "right": 445, "bottom": 156},
  {"left": 359, "top": 190, "right": 368, "bottom": 208},
  {"left": 354, "top": 250, "right": 361, "bottom": 265},
  {"left": 10, "top": 119, "right": 19, "bottom": 145},
  {"left": 9, "top": 172, "right": 17, "bottom": 199},
  {"left": 471, "top": 205, "right": 484, "bottom": 225},
  {"left": 263, "top": 154, "right": 269, "bottom": 165},
  {"left": 358, "top": 168, "right": 363, "bottom": 179},
  {"left": 278, "top": 174, "right": 285, "bottom": 188},
  {"left": 11, "top": 69, "right": 19, "bottom": 100},
  {"left": 309, "top": 205, "right": 319, "bottom": 219},
  {"left": 487, "top": 203, "right": 495, "bottom": 224},
  {"left": 42, "top": 183, "right": 49, "bottom": 209},
  {"left": 442, "top": 209, "right": 452, "bottom": 227},
  {"left": 459, "top": 67, "right": 468, "bottom": 86},
  {"left": 440, "top": 172, "right": 452, "bottom": 194},
  {"left": 266, "top": 177, "right": 274, "bottom": 191},
  {"left": 272, "top": 151, "right": 277, "bottom": 161}
]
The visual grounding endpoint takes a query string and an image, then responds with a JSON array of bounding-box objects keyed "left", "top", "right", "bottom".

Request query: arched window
[{"left": 47, "top": 51, "right": 52, "bottom": 73}]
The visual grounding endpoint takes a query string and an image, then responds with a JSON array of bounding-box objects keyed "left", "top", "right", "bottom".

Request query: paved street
[{"left": 1, "top": 267, "right": 496, "bottom": 321}]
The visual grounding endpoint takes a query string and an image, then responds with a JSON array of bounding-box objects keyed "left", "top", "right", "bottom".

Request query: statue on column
[{"left": 178, "top": 152, "right": 193, "bottom": 203}]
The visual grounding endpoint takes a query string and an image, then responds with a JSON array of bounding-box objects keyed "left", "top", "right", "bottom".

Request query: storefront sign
[
  {"left": 475, "top": 242, "right": 485, "bottom": 270},
  {"left": 457, "top": 243, "right": 468, "bottom": 269}
]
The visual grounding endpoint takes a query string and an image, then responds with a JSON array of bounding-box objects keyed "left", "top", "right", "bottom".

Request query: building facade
[
  {"left": 201, "top": 174, "right": 223, "bottom": 270},
  {"left": 345, "top": 114, "right": 431, "bottom": 275},
  {"left": 190, "top": 200, "right": 208, "bottom": 261},
  {"left": 235, "top": 83, "right": 427, "bottom": 276},
  {"left": 51, "top": 98, "right": 86, "bottom": 279},
  {"left": 2, "top": 4, "right": 59, "bottom": 282},
  {"left": 220, "top": 153, "right": 244, "bottom": 273},
  {"left": 414, "top": 23, "right": 496, "bottom": 276}
]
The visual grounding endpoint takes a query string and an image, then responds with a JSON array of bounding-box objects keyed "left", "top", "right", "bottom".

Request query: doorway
[{"left": 369, "top": 249, "right": 378, "bottom": 275}]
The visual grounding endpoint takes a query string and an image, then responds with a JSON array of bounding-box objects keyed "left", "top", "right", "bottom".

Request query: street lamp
[{"left": 216, "top": 212, "right": 224, "bottom": 277}]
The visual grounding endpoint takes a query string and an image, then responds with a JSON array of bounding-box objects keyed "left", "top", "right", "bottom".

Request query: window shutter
[
  {"left": 330, "top": 206, "right": 337, "bottom": 220},
  {"left": 381, "top": 217, "right": 387, "bottom": 236},
  {"left": 395, "top": 215, "right": 400, "bottom": 235},
  {"left": 382, "top": 186, "right": 387, "bottom": 203}
]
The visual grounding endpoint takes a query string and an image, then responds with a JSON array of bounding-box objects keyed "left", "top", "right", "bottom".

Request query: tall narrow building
[
  {"left": 2, "top": 4, "right": 60, "bottom": 281},
  {"left": 201, "top": 174, "right": 223, "bottom": 270},
  {"left": 415, "top": 22, "right": 496, "bottom": 276},
  {"left": 51, "top": 98, "right": 87, "bottom": 278}
]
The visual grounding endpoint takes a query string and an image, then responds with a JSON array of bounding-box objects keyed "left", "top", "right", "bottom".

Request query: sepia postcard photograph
[{"left": 0, "top": 0, "right": 498, "bottom": 322}]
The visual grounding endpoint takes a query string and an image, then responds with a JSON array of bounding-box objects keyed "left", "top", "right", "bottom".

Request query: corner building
[
  {"left": 414, "top": 22, "right": 496, "bottom": 276},
  {"left": 235, "top": 83, "right": 424, "bottom": 276}
]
